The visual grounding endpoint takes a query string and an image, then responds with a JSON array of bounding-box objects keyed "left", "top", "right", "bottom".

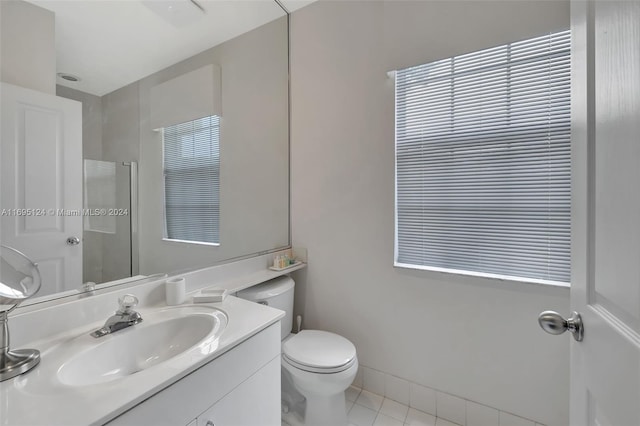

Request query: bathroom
[{"left": 0, "top": 0, "right": 637, "bottom": 426}]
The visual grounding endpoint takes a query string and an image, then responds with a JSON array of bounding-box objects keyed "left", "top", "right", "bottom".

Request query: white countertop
[
  {"left": 0, "top": 296, "right": 284, "bottom": 426},
  {"left": 195, "top": 261, "right": 306, "bottom": 294}
]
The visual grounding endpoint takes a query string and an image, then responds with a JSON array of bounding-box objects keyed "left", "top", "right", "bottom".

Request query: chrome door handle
[
  {"left": 66, "top": 236, "right": 80, "bottom": 245},
  {"left": 538, "top": 311, "right": 583, "bottom": 341}
]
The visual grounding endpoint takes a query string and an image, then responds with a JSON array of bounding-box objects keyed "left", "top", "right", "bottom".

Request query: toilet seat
[
  {"left": 283, "top": 330, "right": 356, "bottom": 374},
  {"left": 283, "top": 353, "right": 357, "bottom": 374}
]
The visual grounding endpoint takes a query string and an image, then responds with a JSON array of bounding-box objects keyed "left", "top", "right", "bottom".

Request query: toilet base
[
  {"left": 281, "top": 357, "right": 357, "bottom": 426},
  {"left": 282, "top": 392, "right": 349, "bottom": 426},
  {"left": 304, "top": 392, "right": 348, "bottom": 426}
]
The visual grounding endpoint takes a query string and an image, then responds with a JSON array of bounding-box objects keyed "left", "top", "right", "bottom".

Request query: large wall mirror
[{"left": 0, "top": 0, "right": 290, "bottom": 305}]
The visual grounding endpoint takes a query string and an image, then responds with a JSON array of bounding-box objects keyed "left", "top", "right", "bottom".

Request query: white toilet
[{"left": 238, "top": 276, "right": 358, "bottom": 426}]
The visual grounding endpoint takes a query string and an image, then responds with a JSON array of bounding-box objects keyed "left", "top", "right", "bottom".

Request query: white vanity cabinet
[
  {"left": 196, "top": 357, "right": 280, "bottom": 426},
  {"left": 107, "top": 322, "right": 281, "bottom": 426}
]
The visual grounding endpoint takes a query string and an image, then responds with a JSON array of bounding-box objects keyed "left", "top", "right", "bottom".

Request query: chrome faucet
[{"left": 90, "top": 294, "right": 143, "bottom": 338}]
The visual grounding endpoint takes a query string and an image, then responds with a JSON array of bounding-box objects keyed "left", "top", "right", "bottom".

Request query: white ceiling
[{"left": 28, "top": 0, "right": 315, "bottom": 96}]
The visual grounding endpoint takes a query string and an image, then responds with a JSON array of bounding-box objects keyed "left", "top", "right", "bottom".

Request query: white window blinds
[
  {"left": 163, "top": 116, "right": 220, "bottom": 245},
  {"left": 395, "top": 30, "right": 571, "bottom": 284}
]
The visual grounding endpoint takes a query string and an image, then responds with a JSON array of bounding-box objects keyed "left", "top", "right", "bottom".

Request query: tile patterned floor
[
  {"left": 282, "top": 386, "right": 461, "bottom": 426},
  {"left": 346, "top": 386, "right": 459, "bottom": 426}
]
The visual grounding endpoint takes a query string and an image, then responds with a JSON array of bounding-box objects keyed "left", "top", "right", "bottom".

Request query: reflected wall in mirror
[{"left": 0, "top": 0, "right": 290, "bottom": 303}]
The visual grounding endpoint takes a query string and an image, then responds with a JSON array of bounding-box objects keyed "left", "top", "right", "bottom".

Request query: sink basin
[{"left": 55, "top": 305, "right": 227, "bottom": 387}]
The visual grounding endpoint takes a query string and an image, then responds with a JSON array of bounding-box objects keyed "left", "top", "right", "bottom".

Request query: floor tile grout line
[
  {"left": 348, "top": 385, "right": 466, "bottom": 426},
  {"left": 354, "top": 374, "right": 544, "bottom": 426}
]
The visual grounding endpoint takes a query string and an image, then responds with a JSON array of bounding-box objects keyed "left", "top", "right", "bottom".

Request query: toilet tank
[{"left": 237, "top": 276, "right": 294, "bottom": 340}]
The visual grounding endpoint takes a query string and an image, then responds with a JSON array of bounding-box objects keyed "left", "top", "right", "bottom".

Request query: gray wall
[
  {"left": 56, "top": 85, "right": 103, "bottom": 160},
  {"left": 102, "top": 84, "right": 140, "bottom": 163},
  {"left": 290, "top": 1, "right": 570, "bottom": 425},
  {"left": 101, "top": 84, "right": 139, "bottom": 282},
  {"left": 138, "top": 16, "right": 289, "bottom": 275},
  {"left": 0, "top": 0, "right": 55, "bottom": 94},
  {"left": 56, "top": 85, "right": 105, "bottom": 284}
]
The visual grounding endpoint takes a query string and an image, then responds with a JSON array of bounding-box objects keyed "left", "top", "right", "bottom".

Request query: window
[
  {"left": 163, "top": 116, "right": 220, "bottom": 245},
  {"left": 394, "top": 30, "right": 571, "bottom": 285}
]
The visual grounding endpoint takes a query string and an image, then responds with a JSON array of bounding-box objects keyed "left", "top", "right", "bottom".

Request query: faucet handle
[{"left": 117, "top": 294, "right": 139, "bottom": 314}]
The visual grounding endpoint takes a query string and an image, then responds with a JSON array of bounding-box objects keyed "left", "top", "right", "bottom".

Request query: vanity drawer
[{"left": 196, "top": 356, "right": 280, "bottom": 426}]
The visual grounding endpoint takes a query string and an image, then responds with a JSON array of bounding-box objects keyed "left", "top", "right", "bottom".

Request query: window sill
[
  {"left": 393, "top": 261, "right": 570, "bottom": 289},
  {"left": 162, "top": 238, "right": 220, "bottom": 247}
]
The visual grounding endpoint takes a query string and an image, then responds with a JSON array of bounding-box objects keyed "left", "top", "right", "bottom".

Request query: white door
[
  {"left": 549, "top": 1, "right": 640, "bottom": 425},
  {"left": 0, "top": 82, "right": 82, "bottom": 297}
]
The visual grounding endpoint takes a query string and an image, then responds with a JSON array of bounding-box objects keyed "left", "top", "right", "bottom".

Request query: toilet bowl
[
  {"left": 237, "top": 276, "right": 358, "bottom": 426},
  {"left": 281, "top": 330, "right": 358, "bottom": 426}
]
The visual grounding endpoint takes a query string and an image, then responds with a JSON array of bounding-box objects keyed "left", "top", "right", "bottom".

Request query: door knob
[
  {"left": 538, "top": 310, "right": 583, "bottom": 341},
  {"left": 66, "top": 236, "right": 80, "bottom": 245}
]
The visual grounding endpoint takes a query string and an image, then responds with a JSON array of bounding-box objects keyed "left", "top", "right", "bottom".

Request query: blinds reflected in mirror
[
  {"left": 395, "top": 30, "right": 571, "bottom": 284},
  {"left": 163, "top": 116, "right": 220, "bottom": 245}
]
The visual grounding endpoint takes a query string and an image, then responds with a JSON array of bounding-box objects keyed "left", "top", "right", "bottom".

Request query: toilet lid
[{"left": 283, "top": 330, "right": 356, "bottom": 370}]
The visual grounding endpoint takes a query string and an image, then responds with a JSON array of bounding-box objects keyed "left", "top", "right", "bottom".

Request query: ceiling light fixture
[{"left": 57, "top": 73, "right": 81, "bottom": 82}]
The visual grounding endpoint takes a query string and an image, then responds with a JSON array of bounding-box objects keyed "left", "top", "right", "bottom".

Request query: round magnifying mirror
[
  {"left": 0, "top": 245, "right": 42, "bottom": 382},
  {"left": 0, "top": 245, "right": 41, "bottom": 311}
]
